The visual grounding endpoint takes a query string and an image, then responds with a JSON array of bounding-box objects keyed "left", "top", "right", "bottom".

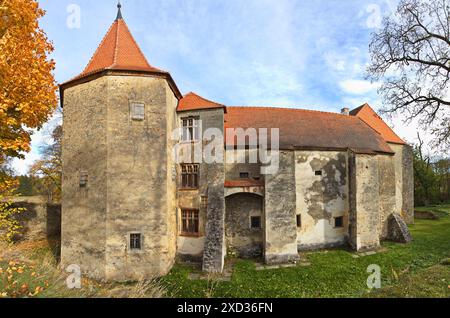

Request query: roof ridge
[
  {"left": 81, "top": 21, "right": 117, "bottom": 75},
  {"left": 112, "top": 19, "right": 120, "bottom": 67},
  {"left": 121, "top": 19, "right": 156, "bottom": 70},
  {"left": 227, "top": 106, "right": 350, "bottom": 117}
]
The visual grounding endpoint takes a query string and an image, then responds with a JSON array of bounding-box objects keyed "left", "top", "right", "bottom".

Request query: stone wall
[
  {"left": 264, "top": 151, "right": 299, "bottom": 264},
  {"left": 61, "top": 77, "right": 109, "bottom": 280},
  {"left": 225, "top": 193, "right": 263, "bottom": 258},
  {"left": 348, "top": 152, "right": 380, "bottom": 251},
  {"left": 173, "top": 108, "right": 226, "bottom": 271},
  {"left": 104, "top": 76, "right": 177, "bottom": 281},
  {"left": 294, "top": 151, "right": 349, "bottom": 250},
  {"left": 10, "top": 196, "right": 61, "bottom": 241},
  {"left": 225, "top": 148, "right": 261, "bottom": 180},
  {"left": 377, "top": 155, "right": 397, "bottom": 239},
  {"left": 62, "top": 75, "right": 179, "bottom": 281},
  {"left": 402, "top": 145, "right": 414, "bottom": 224}
]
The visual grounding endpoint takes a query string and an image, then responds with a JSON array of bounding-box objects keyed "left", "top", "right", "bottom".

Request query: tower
[{"left": 59, "top": 3, "right": 182, "bottom": 281}]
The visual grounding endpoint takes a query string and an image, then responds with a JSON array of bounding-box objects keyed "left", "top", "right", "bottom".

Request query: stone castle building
[{"left": 59, "top": 5, "right": 414, "bottom": 281}]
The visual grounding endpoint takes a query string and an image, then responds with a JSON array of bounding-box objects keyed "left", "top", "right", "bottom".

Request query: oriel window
[{"left": 181, "top": 164, "right": 199, "bottom": 189}]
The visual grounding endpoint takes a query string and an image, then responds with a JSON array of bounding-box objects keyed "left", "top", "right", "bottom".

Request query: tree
[
  {"left": 30, "top": 125, "right": 62, "bottom": 203},
  {"left": 0, "top": 166, "right": 24, "bottom": 243},
  {"left": 413, "top": 133, "right": 440, "bottom": 206},
  {"left": 0, "top": 0, "right": 57, "bottom": 163},
  {"left": 367, "top": 0, "right": 450, "bottom": 149}
]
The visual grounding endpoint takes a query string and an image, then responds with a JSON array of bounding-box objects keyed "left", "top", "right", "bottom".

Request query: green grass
[
  {"left": 163, "top": 205, "right": 450, "bottom": 298},
  {"left": 1, "top": 205, "right": 449, "bottom": 298}
]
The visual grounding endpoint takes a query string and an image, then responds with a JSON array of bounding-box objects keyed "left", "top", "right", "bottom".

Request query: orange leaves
[
  {"left": 0, "top": 0, "right": 57, "bottom": 162},
  {"left": 0, "top": 260, "right": 45, "bottom": 298}
]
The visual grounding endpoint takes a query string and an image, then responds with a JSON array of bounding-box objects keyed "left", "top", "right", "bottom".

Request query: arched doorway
[{"left": 225, "top": 193, "right": 264, "bottom": 258}]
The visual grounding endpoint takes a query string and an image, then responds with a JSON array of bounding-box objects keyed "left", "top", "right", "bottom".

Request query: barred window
[
  {"left": 239, "top": 172, "right": 250, "bottom": 179},
  {"left": 250, "top": 216, "right": 261, "bottom": 230},
  {"left": 181, "top": 117, "right": 200, "bottom": 141},
  {"left": 181, "top": 164, "right": 199, "bottom": 189},
  {"left": 131, "top": 103, "right": 145, "bottom": 120},
  {"left": 181, "top": 210, "right": 199, "bottom": 235},
  {"left": 130, "top": 233, "right": 142, "bottom": 250}
]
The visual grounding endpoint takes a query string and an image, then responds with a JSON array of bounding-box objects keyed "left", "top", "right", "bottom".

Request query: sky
[{"left": 11, "top": 0, "right": 432, "bottom": 175}]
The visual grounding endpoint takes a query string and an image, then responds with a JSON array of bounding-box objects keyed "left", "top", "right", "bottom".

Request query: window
[
  {"left": 201, "top": 196, "right": 208, "bottom": 209},
  {"left": 296, "top": 214, "right": 302, "bottom": 228},
  {"left": 181, "top": 117, "right": 200, "bottom": 141},
  {"left": 250, "top": 216, "right": 261, "bottom": 230},
  {"left": 240, "top": 172, "right": 250, "bottom": 179},
  {"left": 131, "top": 103, "right": 145, "bottom": 120},
  {"left": 79, "top": 171, "right": 88, "bottom": 188},
  {"left": 315, "top": 170, "right": 323, "bottom": 176},
  {"left": 181, "top": 164, "right": 199, "bottom": 189},
  {"left": 130, "top": 233, "right": 142, "bottom": 250},
  {"left": 181, "top": 210, "right": 199, "bottom": 235},
  {"left": 334, "top": 216, "right": 344, "bottom": 228}
]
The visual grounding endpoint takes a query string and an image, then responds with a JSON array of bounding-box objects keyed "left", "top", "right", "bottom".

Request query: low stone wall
[
  {"left": 10, "top": 196, "right": 61, "bottom": 241},
  {"left": 414, "top": 210, "right": 440, "bottom": 220}
]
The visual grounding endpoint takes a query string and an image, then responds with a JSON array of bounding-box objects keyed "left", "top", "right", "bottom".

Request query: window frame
[
  {"left": 296, "top": 214, "right": 302, "bottom": 228},
  {"left": 239, "top": 172, "right": 250, "bottom": 179},
  {"left": 129, "top": 232, "right": 143, "bottom": 251},
  {"left": 181, "top": 116, "right": 201, "bottom": 142},
  {"left": 334, "top": 216, "right": 344, "bottom": 228},
  {"left": 180, "top": 164, "right": 199, "bottom": 190},
  {"left": 79, "top": 171, "right": 88, "bottom": 188},
  {"left": 180, "top": 209, "right": 200, "bottom": 237},
  {"left": 130, "top": 102, "right": 145, "bottom": 121},
  {"left": 250, "top": 215, "right": 262, "bottom": 230}
]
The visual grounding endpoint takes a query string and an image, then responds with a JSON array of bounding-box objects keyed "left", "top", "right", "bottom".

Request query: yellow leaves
[{"left": 0, "top": 0, "right": 57, "bottom": 159}]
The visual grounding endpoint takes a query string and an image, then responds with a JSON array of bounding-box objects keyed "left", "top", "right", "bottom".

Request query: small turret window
[{"left": 131, "top": 103, "right": 145, "bottom": 120}]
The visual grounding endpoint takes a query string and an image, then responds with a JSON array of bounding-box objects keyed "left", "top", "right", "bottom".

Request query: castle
[{"left": 59, "top": 4, "right": 413, "bottom": 281}]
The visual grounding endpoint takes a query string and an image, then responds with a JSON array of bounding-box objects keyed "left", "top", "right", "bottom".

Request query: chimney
[{"left": 341, "top": 108, "right": 350, "bottom": 116}]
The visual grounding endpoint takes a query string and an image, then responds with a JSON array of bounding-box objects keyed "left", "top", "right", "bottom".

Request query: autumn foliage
[{"left": 0, "top": 0, "right": 57, "bottom": 162}]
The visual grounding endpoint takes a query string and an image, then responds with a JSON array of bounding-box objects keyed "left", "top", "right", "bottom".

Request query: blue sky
[{"left": 14, "top": 0, "right": 427, "bottom": 174}]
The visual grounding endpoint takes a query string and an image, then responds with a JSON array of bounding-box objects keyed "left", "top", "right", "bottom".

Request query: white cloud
[{"left": 339, "top": 80, "right": 381, "bottom": 95}]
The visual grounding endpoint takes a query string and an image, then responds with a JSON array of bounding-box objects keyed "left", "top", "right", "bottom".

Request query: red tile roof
[
  {"left": 225, "top": 179, "right": 265, "bottom": 188},
  {"left": 224, "top": 107, "right": 394, "bottom": 154},
  {"left": 177, "top": 92, "right": 226, "bottom": 112},
  {"left": 74, "top": 18, "right": 164, "bottom": 81},
  {"left": 59, "top": 14, "right": 182, "bottom": 101},
  {"left": 350, "top": 104, "right": 406, "bottom": 145}
]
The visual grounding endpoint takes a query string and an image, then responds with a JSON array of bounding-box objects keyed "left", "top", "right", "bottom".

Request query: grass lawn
[
  {"left": 0, "top": 205, "right": 449, "bottom": 298},
  {"left": 163, "top": 205, "right": 450, "bottom": 298}
]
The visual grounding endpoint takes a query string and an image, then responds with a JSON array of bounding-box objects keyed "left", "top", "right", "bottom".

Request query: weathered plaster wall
[
  {"left": 61, "top": 77, "right": 108, "bottom": 280},
  {"left": 389, "top": 143, "right": 414, "bottom": 224},
  {"left": 264, "top": 151, "right": 299, "bottom": 264},
  {"left": 377, "top": 155, "right": 397, "bottom": 239},
  {"left": 401, "top": 145, "right": 414, "bottom": 224},
  {"left": 390, "top": 144, "right": 404, "bottom": 216},
  {"left": 104, "top": 75, "right": 177, "bottom": 281},
  {"left": 225, "top": 193, "right": 263, "bottom": 258},
  {"left": 173, "top": 108, "right": 226, "bottom": 271},
  {"left": 11, "top": 197, "right": 61, "bottom": 241},
  {"left": 348, "top": 153, "right": 380, "bottom": 251},
  {"left": 294, "top": 151, "right": 349, "bottom": 250},
  {"left": 225, "top": 149, "right": 261, "bottom": 180}
]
